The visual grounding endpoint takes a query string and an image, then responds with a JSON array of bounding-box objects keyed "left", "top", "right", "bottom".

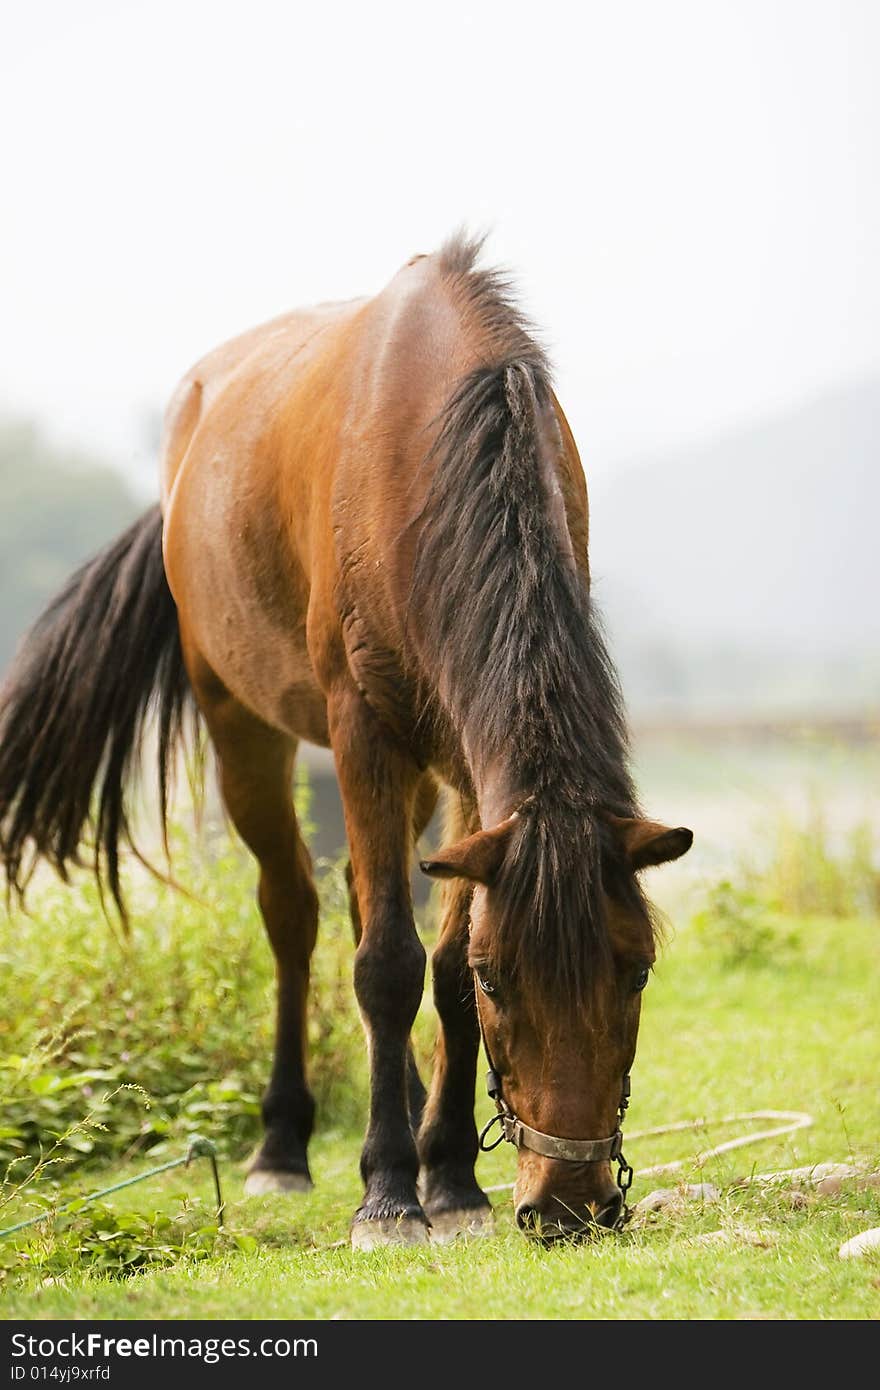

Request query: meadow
[{"left": 1, "top": 741, "right": 878, "bottom": 1321}]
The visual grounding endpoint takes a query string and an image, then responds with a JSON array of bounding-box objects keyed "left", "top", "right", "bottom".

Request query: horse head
[{"left": 422, "top": 808, "right": 693, "bottom": 1239}]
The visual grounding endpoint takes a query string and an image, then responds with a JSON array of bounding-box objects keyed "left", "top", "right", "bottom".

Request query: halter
[{"left": 473, "top": 975, "right": 634, "bottom": 1230}]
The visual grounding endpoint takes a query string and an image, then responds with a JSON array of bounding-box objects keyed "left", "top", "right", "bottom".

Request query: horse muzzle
[
  {"left": 514, "top": 1183, "right": 625, "bottom": 1241},
  {"left": 511, "top": 1135, "right": 628, "bottom": 1240}
]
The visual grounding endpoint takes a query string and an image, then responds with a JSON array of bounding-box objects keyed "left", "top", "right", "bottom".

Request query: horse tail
[{"left": 0, "top": 503, "right": 198, "bottom": 921}]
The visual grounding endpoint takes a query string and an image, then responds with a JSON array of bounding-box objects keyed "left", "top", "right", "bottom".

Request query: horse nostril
[
  {"left": 595, "top": 1191, "right": 624, "bottom": 1229},
  {"left": 515, "top": 1202, "right": 540, "bottom": 1231}
]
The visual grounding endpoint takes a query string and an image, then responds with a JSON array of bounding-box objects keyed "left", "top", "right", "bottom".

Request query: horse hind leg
[{"left": 190, "top": 657, "right": 319, "bottom": 1195}]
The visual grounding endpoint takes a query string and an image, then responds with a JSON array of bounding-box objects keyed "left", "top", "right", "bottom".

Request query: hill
[
  {"left": 0, "top": 420, "right": 140, "bottom": 673},
  {"left": 589, "top": 379, "right": 880, "bottom": 716}
]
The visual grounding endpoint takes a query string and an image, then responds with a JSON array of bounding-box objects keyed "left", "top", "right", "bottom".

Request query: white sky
[{"left": 2, "top": 1, "right": 879, "bottom": 494}]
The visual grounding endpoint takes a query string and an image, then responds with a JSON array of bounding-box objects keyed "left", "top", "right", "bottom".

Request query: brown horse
[{"left": 0, "top": 235, "right": 692, "bottom": 1246}]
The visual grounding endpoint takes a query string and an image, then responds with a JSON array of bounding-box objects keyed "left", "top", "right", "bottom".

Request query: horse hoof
[
  {"left": 244, "top": 1169, "right": 313, "bottom": 1196},
  {"left": 350, "top": 1216, "right": 430, "bottom": 1251},
  {"left": 428, "top": 1207, "right": 495, "bottom": 1244}
]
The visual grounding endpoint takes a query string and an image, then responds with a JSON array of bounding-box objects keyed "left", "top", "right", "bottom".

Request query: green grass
[
  {"left": 1, "top": 821, "right": 879, "bottom": 1320},
  {"left": 3, "top": 1160, "right": 879, "bottom": 1320}
]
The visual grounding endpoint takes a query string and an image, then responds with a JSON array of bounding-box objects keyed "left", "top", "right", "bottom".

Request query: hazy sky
[{"left": 2, "top": 1, "right": 879, "bottom": 495}]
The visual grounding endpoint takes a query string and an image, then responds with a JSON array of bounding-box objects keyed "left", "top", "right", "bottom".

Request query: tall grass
[
  {"left": 752, "top": 806, "right": 878, "bottom": 918},
  {"left": 0, "top": 832, "right": 373, "bottom": 1189},
  {"left": 692, "top": 808, "right": 878, "bottom": 965}
]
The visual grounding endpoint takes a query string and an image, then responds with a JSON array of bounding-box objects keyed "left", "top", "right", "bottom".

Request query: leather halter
[{"left": 473, "top": 976, "right": 634, "bottom": 1226}]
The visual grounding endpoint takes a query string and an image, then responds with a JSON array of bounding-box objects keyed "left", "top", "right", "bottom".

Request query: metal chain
[{"left": 613, "top": 1073, "right": 634, "bottom": 1228}]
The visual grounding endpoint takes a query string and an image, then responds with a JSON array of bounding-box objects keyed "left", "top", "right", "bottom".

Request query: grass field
[{"left": 1, "top": 759, "right": 879, "bottom": 1321}]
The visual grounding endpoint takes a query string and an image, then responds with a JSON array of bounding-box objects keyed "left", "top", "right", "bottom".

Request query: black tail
[{"left": 0, "top": 504, "right": 197, "bottom": 919}]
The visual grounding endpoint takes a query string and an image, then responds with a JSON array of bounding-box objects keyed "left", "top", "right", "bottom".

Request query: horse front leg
[
  {"left": 329, "top": 683, "right": 429, "bottom": 1249},
  {"left": 417, "top": 866, "right": 494, "bottom": 1242}
]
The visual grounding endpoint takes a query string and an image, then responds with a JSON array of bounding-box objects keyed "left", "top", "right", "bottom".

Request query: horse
[{"left": 0, "top": 234, "right": 692, "bottom": 1246}]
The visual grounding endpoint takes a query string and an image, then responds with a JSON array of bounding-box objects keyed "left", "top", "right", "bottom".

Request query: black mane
[{"left": 412, "top": 235, "right": 650, "bottom": 1004}]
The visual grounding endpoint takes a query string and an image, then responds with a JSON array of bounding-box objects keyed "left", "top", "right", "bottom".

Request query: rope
[
  {"left": 0, "top": 1135, "right": 225, "bottom": 1239},
  {"left": 482, "top": 1108, "right": 814, "bottom": 1193}
]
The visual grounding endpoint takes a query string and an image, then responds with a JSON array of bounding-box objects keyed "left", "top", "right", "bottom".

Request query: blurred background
[{"left": 2, "top": 0, "right": 878, "bottom": 888}]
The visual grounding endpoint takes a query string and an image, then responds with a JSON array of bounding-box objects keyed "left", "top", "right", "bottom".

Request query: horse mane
[{"left": 412, "top": 233, "right": 651, "bottom": 1006}]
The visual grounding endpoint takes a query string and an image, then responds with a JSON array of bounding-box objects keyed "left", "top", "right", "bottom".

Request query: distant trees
[{"left": 0, "top": 419, "right": 140, "bottom": 673}]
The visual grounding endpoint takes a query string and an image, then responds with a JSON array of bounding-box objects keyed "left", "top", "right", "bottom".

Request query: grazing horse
[{"left": 0, "top": 235, "right": 692, "bottom": 1246}]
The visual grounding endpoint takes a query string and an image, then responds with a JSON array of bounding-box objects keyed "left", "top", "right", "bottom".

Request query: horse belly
[{"left": 187, "top": 569, "right": 329, "bottom": 745}]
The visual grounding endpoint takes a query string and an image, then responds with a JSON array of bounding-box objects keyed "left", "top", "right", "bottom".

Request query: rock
[
  {"left": 747, "top": 1161, "right": 866, "bottom": 1192},
  {"left": 635, "top": 1188, "right": 676, "bottom": 1213},
  {"left": 634, "top": 1183, "right": 719, "bottom": 1215},
  {"left": 816, "top": 1175, "right": 843, "bottom": 1196},
  {"left": 693, "top": 1224, "right": 778, "bottom": 1249},
  {"left": 839, "top": 1227, "right": 880, "bottom": 1260}
]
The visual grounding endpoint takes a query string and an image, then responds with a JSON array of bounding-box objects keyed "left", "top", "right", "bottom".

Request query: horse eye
[
  {"left": 633, "top": 966, "right": 651, "bottom": 993},
  {"left": 477, "top": 973, "right": 496, "bottom": 996}
]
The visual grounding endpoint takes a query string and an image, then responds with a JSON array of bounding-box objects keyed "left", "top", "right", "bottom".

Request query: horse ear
[
  {"left": 608, "top": 815, "right": 694, "bottom": 870},
  {"left": 419, "top": 812, "right": 519, "bottom": 885}
]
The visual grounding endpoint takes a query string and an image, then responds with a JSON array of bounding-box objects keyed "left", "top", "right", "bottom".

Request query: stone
[{"left": 839, "top": 1227, "right": 880, "bottom": 1260}]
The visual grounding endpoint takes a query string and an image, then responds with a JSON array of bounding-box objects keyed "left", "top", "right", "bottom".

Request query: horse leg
[
  {"left": 329, "top": 682, "right": 428, "bottom": 1249},
  {"left": 418, "top": 796, "right": 493, "bottom": 1241},
  {"left": 192, "top": 663, "right": 318, "bottom": 1194},
  {"left": 343, "top": 771, "right": 436, "bottom": 1134}
]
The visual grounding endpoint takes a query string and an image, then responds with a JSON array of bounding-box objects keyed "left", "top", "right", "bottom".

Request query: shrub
[
  {"left": 692, "top": 878, "right": 799, "bottom": 966},
  {"left": 0, "top": 1199, "right": 226, "bottom": 1285},
  {"left": 0, "top": 816, "right": 372, "bottom": 1180}
]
